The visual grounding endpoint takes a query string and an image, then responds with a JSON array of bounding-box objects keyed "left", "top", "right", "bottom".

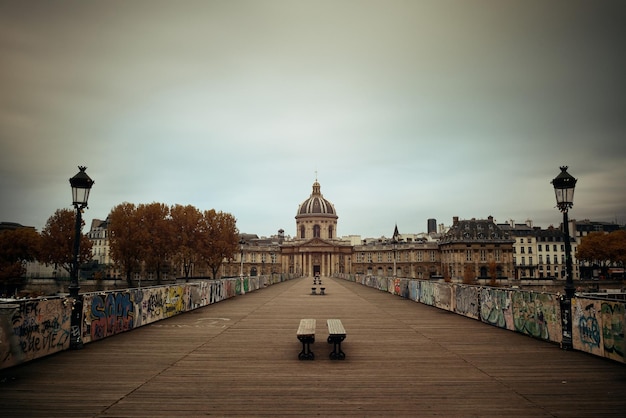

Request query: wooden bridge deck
[{"left": 1, "top": 277, "right": 625, "bottom": 417}]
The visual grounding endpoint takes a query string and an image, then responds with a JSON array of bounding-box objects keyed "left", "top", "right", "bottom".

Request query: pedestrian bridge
[{"left": 1, "top": 277, "right": 625, "bottom": 416}]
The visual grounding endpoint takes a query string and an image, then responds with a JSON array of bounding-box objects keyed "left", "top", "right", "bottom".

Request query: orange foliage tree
[
  {"left": 137, "top": 203, "right": 173, "bottom": 284},
  {"left": 170, "top": 204, "right": 203, "bottom": 279},
  {"left": 0, "top": 226, "right": 41, "bottom": 289},
  {"left": 39, "top": 209, "right": 92, "bottom": 277},
  {"left": 109, "top": 203, "right": 142, "bottom": 287},
  {"left": 198, "top": 209, "right": 239, "bottom": 279}
]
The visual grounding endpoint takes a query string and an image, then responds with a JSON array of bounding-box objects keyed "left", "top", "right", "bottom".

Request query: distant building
[
  {"left": 427, "top": 218, "right": 437, "bottom": 234},
  {"left": 439, "top": 216, "right": 515, "bottom": 281}
]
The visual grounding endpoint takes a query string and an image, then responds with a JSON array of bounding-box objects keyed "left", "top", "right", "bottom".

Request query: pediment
[{"left": 302, "top": 237, "right": 333, "bottom": 247}]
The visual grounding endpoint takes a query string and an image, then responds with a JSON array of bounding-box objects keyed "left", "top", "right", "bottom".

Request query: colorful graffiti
[
  {"left": 480, "top": 288, "right": 512, "bottom": 330},
  {"left": 85, "top": 292, "right": 135, "bottom": 342},
  {"left": 601, "top": 301, "right": 624, "bottom": 362},
  {"left": 1, "top": 299, "right": 71, "bottom": 367},
  {"left": 454, "top": 285, "right": 480, "bottom": 319},
  {"left": 2, "top": 276, "right": 294, "bottom": 370},
  {"left": 510, "top": 291, "right": 560, "bottom": 342}
]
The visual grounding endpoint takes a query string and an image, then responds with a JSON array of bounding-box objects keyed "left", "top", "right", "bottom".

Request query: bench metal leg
[
  {"left": 311, "top": 287, "right": 317, "bottom": 295},
  {"left": 320, "top": 288, "right": 325, "bottom": 295},
  {"left": 327, "top": 335, "right": 346, "bottom": 360},
  {"left": 297, "top": 335, "right": 315, "bottom": 360}
]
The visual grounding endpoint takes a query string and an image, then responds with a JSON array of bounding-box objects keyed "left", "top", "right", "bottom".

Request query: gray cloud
[{"left": 1, "top": 1, "right": 625, "bottom": 238}]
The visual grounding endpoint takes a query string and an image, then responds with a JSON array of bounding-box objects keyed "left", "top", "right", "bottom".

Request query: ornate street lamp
[
  {"left": 392, "top": 238, "right": 398, "bottom": 278},
  {"left": 68, "top": 166, "right": 94, "bottom": 297},
  {"left": 239, "top": 238, "right": 245, "bottom": 278},
  {"left": 551, "top": 166, "right": 577, "bottom": 350},
  {"left": 68, "top": 166, "right": 94, "bottom": 350},
  {"left": 551, "top": 166, "right": 577, "bottom": 297},
  {"left": 239, "top": 237, "right": 246, "bottom": 294}
]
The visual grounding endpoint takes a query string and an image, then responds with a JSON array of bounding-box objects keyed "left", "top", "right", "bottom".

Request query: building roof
[{"left": 296, "top": 181, "right": 337, "bottom": 218}]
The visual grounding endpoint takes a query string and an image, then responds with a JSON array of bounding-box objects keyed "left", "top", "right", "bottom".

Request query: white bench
[
  {"left": 296, "top": 318, "right": 316, "bottom": 360},
  {"left": 326, "top": 319, "right": 346, "bottom": 360}
]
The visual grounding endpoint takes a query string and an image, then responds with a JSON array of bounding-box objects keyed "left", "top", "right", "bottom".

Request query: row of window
[
  {"left": 517, "top": 244, "right": 570, "bottom": 254},
  {"left": 459, "top": 249, "right": 503, "bottom": 262},
  {"left": 514, "top": 255, "right": 567, "bottom": 266},
  {"left": 355, "top": 250, "right": 437, "bottom": 263}
]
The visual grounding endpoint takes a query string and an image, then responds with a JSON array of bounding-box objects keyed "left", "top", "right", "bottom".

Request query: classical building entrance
[{"left": 280, "top": 180, "right": 353, "bottom": 277}]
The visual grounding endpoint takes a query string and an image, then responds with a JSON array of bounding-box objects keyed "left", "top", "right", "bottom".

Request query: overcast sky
[{"left": 1, "top": 1, "right": 625, "bottom": 239}]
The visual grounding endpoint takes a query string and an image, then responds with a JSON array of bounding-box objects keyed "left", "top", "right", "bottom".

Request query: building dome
[{"left": 297, "top": 181, "right": 336, "bottom": 216}]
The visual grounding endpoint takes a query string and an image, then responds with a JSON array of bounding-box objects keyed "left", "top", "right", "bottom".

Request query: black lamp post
[
  {"left": 68, "top": 166, "right": 94, "bottom": 297},
  {"left": 68, "top": 166, "right": 94, "bottom": 350},
  {"left": 551, "top": 165, "right": 577, "bottom": 350},
  {"left": 239, "top": 238, "right": 245, "bottom": 278},
  {"left": 239, "top": 237, "right": 245, "bottom": 294},
  {"left": 392, "top": 238, "right": 398, "bottom": 278}
]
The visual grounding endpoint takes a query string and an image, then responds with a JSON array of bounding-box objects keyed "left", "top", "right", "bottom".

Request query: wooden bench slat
[
  {"left": 297, "top": 318, "right": 316, "bottom": 336},
  {"left": 327, "top": 319, "right": 345, "bottom": 336}
]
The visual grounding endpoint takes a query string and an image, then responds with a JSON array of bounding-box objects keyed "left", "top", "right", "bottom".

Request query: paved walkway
[{"left": 1, "top": 277, "right": 625, "bottom": 417}]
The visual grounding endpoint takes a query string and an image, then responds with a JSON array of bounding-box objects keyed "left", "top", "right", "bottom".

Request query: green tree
[
  {"left": 39, "top": 209, "right": 92, "bottom": 277},
  {"left": 198, "top": 210, "right": 239, "bottom": 279},
  {"left": 109, "top": 203, "right": 141, "bottom": 287},
  {"left": 170, "top": 204, "right": 203, "bottom": 279}
]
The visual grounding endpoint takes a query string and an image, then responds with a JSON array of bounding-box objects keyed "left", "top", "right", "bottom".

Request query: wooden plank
[
  {"left": 327, "top": 318, "right": 346, "bottom": 336},
  {"left": 297, "top": 318, "right": 316, "bottom": 336}
]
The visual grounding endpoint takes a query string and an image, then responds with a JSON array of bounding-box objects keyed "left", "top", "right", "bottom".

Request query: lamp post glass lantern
[{"left": 551, "top": 166, "right": 577, "bottom": 350}]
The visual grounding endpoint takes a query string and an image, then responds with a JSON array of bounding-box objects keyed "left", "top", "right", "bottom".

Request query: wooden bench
[
  {"left": 297, "top": 318, "right": 316, "bottom": 360},
  {"left": 326, "top": 319, "right": 346, "bottom": 360},
  {"left": 320, "top": 287, "right": 325, "bottom": 295}
]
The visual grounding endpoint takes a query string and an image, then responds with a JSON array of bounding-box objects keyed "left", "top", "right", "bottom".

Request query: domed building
[
  {"left": 281, "top": 180, "right": 352, "bottom": 277},
  {"left": 295, "top": 180, "right": 338, "bottom": 240}
]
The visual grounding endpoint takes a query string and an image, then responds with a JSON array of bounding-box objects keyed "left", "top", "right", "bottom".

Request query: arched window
[
  {"left": 328, "top": 225, "right": 333, "bottom": 239},
  {"left": 300, "top": 225, "right": 305, "bottom": 239},
  {"left": 313, "top": 224, "right": 321, "bottom": 238}
]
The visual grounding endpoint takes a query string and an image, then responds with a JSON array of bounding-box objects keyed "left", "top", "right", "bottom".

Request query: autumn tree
[
  {"left": 109, "top": 202, "right": 142, "bottom": 287},
  {"left": 462, "top": 264, "right": 475, "bottom": 284},
  {"left": 137, "top": 202, "right": 173, "bottom": 284},
  {"left": 39, "top": 209, "right": 92, "bottom": 277},
  {"left": 577, "top": 230, "right": 626, "bottom": 269},
  {"left": 0, "top": 226, "right": 41, "bottom": 291},
  {"left": 198, "top": 209, "right": 238, "bottom": 279},
  {"left": 606, "top": 230, "right": 626, "bottom": 267},
  {"left": 170, "top": 204, "right": 203, "bottom": 279}
]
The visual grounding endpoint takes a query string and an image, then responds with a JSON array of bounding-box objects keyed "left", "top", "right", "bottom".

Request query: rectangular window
[
  {"left": 466, "top": 250, "right": 472, "bottom": 261},
  {"left": 430, "top": 251, "right": 436, "bottom": 262},
  {"left": 538, "top": 244, "right": 542, "bottom": 251},
  {"left": 521, "top": 256, "right": 525, "bottom": 266},
  {"left": 417, "top": 251, "right": 423, "bottom": 262},
  {"left": 367, "top": 253, "right": 372, "bottom": 263},
  {"left": 528, "top": 247, "right": 532, "bottom": 254},
  {"left": 480, "top": 250, "right": 486, "bottom": 262},
  {"left": 520, "top": 247, "right": 525, "bottom": 254}
]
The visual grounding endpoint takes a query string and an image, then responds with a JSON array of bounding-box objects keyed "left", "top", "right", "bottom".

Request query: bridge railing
[
  {"left": 0, "top": 274, "right": 294, "bottom": 370},
  {"left": 341, "top": 274, "right": 625, "bottom": 365}
]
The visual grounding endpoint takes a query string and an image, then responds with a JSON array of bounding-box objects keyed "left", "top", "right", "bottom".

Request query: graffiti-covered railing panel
[
  {"left": 346, "top": 275, "right": 625, "bottom": 364},
  {"left": 1, "top": 275, "right": 293, "bottom": 370}
]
